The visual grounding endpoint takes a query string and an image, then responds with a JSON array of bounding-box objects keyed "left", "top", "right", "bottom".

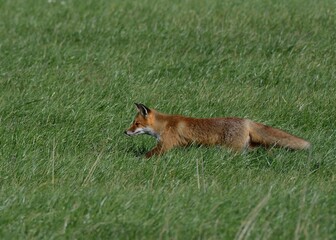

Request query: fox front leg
[
  {"left": 145, "top": 142, "right": 174, "bottom": 158},
  {"left": 145, "top": 144, "right": 165, "bottom": 158}
]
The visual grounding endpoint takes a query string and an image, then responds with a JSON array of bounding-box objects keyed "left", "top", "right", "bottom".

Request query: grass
[{"left": 0, "top": 0, "right": 336, "bottom": 239}]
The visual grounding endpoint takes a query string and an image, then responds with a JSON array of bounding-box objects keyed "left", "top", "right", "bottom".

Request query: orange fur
[{"left": 125, "top": 103, "right": 311, "bottom": 158}]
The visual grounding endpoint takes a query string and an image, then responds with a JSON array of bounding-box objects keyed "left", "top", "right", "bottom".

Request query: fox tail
[{"left": 248, "top": 121, "right": 311, "bottom": 150}]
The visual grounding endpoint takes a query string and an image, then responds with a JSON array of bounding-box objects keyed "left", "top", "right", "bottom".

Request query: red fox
[{"left": 124, "top": 103, "right": 311, "bottom": 158}]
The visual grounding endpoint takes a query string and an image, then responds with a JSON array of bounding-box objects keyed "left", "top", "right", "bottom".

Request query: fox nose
[{"left": 124, "top": 130, "right": 127, "bottom": 135}]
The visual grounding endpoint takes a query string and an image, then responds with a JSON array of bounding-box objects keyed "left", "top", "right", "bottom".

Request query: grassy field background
[{"left": 1, "top": 0, "right": 335, "bottom": 239}]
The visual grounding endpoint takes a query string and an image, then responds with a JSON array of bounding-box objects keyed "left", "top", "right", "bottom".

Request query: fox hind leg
[{"left": 224, "top": 134, "right": 251, "bottom": 153}]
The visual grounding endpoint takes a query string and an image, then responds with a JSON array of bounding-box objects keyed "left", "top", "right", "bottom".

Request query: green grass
[{"left": 1, "top": 0, "right": 336, "bottom": 239}]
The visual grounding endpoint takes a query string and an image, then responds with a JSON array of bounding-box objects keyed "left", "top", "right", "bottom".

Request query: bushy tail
[{"left": 249, "top": 121, "right": 311, "bottom": 150}]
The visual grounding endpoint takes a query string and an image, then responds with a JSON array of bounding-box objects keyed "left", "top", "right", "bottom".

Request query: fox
[{"left": 124, "top": 103, "right": 311, "bottom": 158}]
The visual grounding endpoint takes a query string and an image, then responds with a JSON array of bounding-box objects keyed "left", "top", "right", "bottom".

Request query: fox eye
[{"left": 135, "top": 122, "right": 140, "bottom": 126}]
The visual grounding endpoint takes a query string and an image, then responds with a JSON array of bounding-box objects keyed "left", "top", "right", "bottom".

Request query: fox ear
[{"left": 134, "top": 103, "right": 150, "bottom": 117}]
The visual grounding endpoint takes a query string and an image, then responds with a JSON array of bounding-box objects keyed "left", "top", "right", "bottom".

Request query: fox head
[{"left": 124, "top": 103, "right": 159, "bottom": 140}]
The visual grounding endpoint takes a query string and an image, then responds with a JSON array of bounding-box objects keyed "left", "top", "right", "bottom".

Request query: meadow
[{"left": 0, "top": 0, "right": 335, "bottom": 239}]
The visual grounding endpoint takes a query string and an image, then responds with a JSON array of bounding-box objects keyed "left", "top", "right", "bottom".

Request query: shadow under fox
[{"left": 125, "top": 103, "right": 311, "bottom": 158}]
